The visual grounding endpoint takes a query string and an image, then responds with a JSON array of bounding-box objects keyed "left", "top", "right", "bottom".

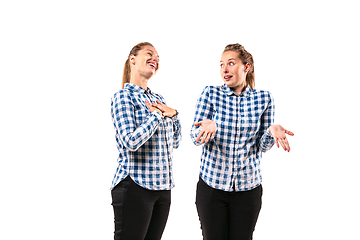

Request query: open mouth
[
  {"left": 147, "top": 61, "right": 157, "bottom": 69},
  {"left": 224, "top": 75, "right": 233, "bottom": 81}
]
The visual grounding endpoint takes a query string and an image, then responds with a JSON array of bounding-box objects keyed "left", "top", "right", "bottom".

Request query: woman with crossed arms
[{"left": 191, "top": 43, "right": 294, "bottom": 240}]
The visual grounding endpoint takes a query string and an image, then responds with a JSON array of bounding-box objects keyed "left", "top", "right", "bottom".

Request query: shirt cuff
[
  {"left": 172, "top": 110, "right": 179, "bottom": 120},
  {"left": 265, "top": 128, "right": 273, "bottom": 138},
  {"left": 263, "top": 128, "right": 275, "bottom": 147}
]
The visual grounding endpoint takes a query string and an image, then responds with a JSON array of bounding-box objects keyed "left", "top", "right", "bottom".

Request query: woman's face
[
  {"left": 220, "top": 51, "right": 250, "bottom": 92},
  {"left": 130, "top": 46, "right": 159, "bottom": 78}
]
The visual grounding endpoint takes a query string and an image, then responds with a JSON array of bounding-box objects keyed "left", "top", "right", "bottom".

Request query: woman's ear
[
  {"left": 245, "top": 63, "right": 251, "bottom": 72},
  {"left": 130, "top": 55, "right": 136, "bottom": 65}
]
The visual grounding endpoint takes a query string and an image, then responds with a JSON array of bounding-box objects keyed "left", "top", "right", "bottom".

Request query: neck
[
  {"left": 130, "top": 72, "right": 149, "bottom": 90},
  {"left": 230, "top": 83, "right": 247, "bottom": 95}
]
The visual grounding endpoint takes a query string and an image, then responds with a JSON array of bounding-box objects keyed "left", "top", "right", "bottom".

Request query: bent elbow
[
  {"left": 123, "top": 137, "right": 141, "bottom": 152},
  {"left": 125, "top": 143, "right": 140, "bottom": 152},
  {"left": 127, "top": 145, "right": 140, "bottom": 152}
]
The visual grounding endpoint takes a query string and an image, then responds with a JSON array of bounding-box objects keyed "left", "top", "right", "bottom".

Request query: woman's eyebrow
[{"left": 220, "top": 58, "right": 235, "bottom": 62}]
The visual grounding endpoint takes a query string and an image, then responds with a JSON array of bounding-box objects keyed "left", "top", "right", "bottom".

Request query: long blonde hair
[
  {"left": 122, "top": 42, "right": 156, "bottom": 89},
  {"left": 223, "top": 44, "right": 255, "bottom": 89}
]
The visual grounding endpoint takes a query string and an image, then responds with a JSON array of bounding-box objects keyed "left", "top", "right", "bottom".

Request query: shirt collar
[
  {"left": 221, "top": 84, "right": 252, "bottom": 98},
  {"left": 124, "top": 83, "right": 153, "bottom": 95}
]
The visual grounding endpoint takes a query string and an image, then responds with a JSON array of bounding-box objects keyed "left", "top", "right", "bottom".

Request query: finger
[
  {"left": 196, "top": 130, "right": 205, "bottom": 142},
  {"left": 201, "top": 132, "right": 207, "bottom": 144},
  {"left": 279, "top": 139, "right": 287, "bottom": 151},
  {"left": 285, "top": 130, "right": 295, "bottom": 136},
  {"left": 152, "top": 103, "right": 164, "bottom": 112},
  {"left": 211, "top": 133, "right": 215, "bottom": 139},
  {"left": 281, "top": 138, "right": 289, "bottom": 151},
  {"left": 194, "top": 121, "right": 202, "bottom": 127},
  {"left": 284, "top": 138, "right": 290, "bottom": 152},
  {"left": 156, "top": 100, "right": 163, "bottom": 105},
  {"left": 146, "top": 100, "right": 151, "bottom": 109},
  {"left": 280, "top": 139, "right": 287, "bottom": 151},
  {"left": 205, "top": 133, "right": 212, "bottom": 143},
  {"left": 278, "top": 139, "right": 285, "bottom": 151},
  {"left": 202, "top": 132, "right": 209, "bottom": 144},
  {"left": 275, "top": 138, "right": 280, "bottom": 148}
]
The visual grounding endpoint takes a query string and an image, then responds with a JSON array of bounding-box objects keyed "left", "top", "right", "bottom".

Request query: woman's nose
[{"left": 152, "top": 56, "right": 159, "bottom": 62}]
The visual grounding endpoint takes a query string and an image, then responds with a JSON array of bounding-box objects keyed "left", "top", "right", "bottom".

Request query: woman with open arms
[{"left": 191, "top": 43, "right": 294, "bottom": 240}]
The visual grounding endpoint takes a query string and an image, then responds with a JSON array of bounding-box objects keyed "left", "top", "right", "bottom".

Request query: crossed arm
[{"left": 146, "top": 100, "right": 177, "bottom": 118}]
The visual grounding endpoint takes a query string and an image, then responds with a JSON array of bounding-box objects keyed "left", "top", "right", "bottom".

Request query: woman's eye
[
  {"left": 220, "top": 64, "right": 223, "bottom": 68},
  {"left": 229, "top": 62, "right": 234, "bottom": 66}
]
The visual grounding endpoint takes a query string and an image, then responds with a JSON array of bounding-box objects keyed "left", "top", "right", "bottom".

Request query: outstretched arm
[{"left": 268, "top": 125, "right": 294, "bottom": 152}]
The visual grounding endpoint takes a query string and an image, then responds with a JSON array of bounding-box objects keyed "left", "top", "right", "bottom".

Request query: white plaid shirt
[
  {"left": 110, "top": 83, "right": 181, "bottom": 190},
  {"left": 190, "top": 84, "right": 275, "bottom": 192}
]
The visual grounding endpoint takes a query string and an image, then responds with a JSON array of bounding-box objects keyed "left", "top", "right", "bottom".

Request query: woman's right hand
[
  {"left": 194, "top": 119, "right": 217, "bottom": 144},
  {"left": 146, "top": 100, "right": 163, "bottom": 116}
]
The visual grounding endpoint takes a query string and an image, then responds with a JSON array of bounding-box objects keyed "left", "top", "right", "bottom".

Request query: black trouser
[
  {"left": 111, "top": 176, "right": 171, "bottom": 240},
  {"left": 196, "top": 177, "right": 262, "bottom": 240}
]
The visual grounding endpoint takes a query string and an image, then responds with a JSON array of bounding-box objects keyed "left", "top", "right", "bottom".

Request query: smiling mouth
[{"left": 147, "top": 61, "right": 157, "bottom": 69}]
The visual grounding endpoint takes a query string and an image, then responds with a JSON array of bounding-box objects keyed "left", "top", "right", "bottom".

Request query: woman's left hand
[
  {"left": 268, "top": 125, "right": 294, "bottom": 152},
  {"left": 152, "top": 100, "right": 177, "bottom": 118}
]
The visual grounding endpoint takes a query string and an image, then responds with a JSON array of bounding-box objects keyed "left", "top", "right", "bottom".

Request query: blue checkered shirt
[
  {"left": 110, "top": 83, "right": 182, "bottom": 190},
  {"left": 190, "top": 84, "right": 275, "bottom": 192}
]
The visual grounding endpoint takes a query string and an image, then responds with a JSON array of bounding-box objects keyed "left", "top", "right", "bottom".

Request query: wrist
[{"left": 153, "top": 109, "right": 163, "bottom": 118}]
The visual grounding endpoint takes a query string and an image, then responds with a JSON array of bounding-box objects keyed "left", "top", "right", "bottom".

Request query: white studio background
[{"left": 0, "top": 0, "right": 359, "bottom": 239}]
